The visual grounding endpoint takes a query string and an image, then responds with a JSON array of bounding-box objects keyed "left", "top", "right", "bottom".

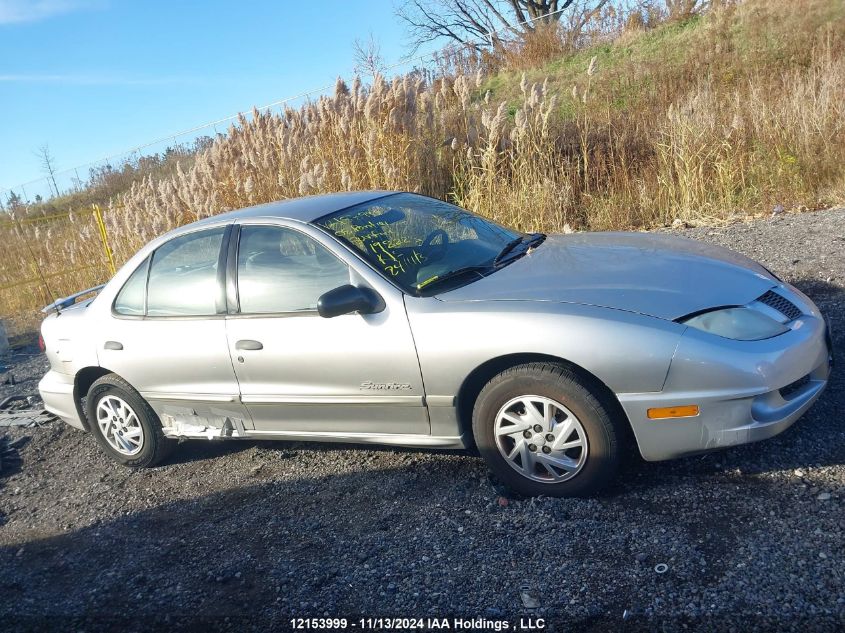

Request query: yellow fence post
[{"left": 92, "top": 204, "right": 117, "bottom": 276}]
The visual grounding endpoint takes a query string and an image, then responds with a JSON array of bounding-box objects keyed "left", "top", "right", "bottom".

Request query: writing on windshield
[{"left": 315, "top": 193, "right": 520, "bottom": 294}]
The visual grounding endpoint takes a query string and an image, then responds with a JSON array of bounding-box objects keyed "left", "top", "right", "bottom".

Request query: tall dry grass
[
  {"left": 106, "top": 0, "right": 845, "bottom": 252},
  {"left": 0, "top": 209, "right": 113, "bottom": 335},
  {"left": 2, "top": 0, "right": 844, "bottom": 335}
]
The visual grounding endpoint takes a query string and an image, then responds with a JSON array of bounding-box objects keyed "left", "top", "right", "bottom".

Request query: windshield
[{"left": 314, "top": 193, "right": 524, "bottom": 294}]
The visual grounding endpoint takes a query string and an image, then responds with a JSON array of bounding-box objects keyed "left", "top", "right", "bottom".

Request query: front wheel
[
  {"left": 86, "top": 374, "right": 176, "bottom": 467},
  {"left": 472, "top": 363, "right": 622, "bottom": 497}
]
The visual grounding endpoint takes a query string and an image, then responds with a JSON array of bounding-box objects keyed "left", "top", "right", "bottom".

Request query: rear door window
[{"left": 146, "top": 228, "right": 226, "bottom": 316}]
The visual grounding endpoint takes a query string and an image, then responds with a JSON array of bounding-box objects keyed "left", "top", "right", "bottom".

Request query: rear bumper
[
  {"left": 620, "top": 312, "right": 832, "bottom": 462},
  {"left": 38, "top": 370, "right": 85, "bottom": 430}
]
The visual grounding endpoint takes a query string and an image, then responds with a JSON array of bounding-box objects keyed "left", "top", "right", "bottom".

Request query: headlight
[{"left": 681, "top": 307, "right": 789, "bottom": 340}]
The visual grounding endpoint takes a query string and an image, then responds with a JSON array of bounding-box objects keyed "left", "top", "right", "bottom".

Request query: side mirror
[{"left": 317, "top": 285, "right": 385, "bottom": 318}]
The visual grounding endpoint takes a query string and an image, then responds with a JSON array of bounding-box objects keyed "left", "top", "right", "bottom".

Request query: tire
[
  {"left": 472, "top": 362, "right": 622, "bottom": 497},
  {"left": 86, "top": 374, "right": 177, "bottom": 468}
]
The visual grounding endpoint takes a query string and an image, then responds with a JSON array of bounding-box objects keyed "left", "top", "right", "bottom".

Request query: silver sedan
[{"left": 38, "top": 191, "right": 833, "bottom": 496}]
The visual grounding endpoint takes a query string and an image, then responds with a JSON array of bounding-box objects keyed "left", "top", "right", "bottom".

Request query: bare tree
[
  {"left": 559, "top": 0, "right": 614, "bottom": 49},
  {"left": 397, "top": 0, "right": 578, "bottom": 52},
  {"left": 36, "top": 144, "right": 60, "bottom": 197},
  {"left": 664, "top": 0, "right": 708, "bottom": 20},
  {"left": 352, "top": 33, "right": 385, "bottom": 77}
]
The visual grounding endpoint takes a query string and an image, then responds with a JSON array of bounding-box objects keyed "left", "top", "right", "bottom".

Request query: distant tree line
[{"left": 2, "top": 135, "right": 216, "bottom": 218}]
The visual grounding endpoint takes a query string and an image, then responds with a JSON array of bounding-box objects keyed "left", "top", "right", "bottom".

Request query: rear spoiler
[{"left": 41, "top": 284, "right": 106, "bottom": 315}]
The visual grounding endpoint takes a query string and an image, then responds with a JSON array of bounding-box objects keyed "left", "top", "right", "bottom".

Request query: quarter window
[
  {"left": 236, "top": 225, "right": 349, "bottom": 313},
  {"left": 113, "top": 256, "right": 150, "bottom": 316},
  {"left": 146, "top": 228, "right": 225, "bottom": 317}
]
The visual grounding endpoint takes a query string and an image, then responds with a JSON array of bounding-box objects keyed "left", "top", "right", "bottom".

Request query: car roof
[{"left": 194, "top": 190, "right": 399, "bottom": 227}]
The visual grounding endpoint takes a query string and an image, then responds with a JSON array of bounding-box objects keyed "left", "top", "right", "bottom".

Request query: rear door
[
  {"left": 224, "top": 220, "right": 429, "bottom": 435},
  {"left": 99, "top": 225, "right": 251, "bottom": 430}
]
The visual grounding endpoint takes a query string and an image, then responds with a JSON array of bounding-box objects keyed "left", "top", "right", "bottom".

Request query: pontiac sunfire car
[{"left": 38, "top": 191, "right": 833, "bottom": 496}]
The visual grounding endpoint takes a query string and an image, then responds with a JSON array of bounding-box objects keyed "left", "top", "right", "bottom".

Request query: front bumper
[
  {"left": 38, "top": 370, "right": 85, "bottom": 430},
  {"left": 620, "top": 312, "right": 832, "bottom": 462}
]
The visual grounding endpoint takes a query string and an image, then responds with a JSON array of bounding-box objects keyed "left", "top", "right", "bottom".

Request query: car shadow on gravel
[
  {"left": 168, "top": 438, "right": 471, "bottom": 469},
  {"left": 791, "top": 277, "right": 845, "bottom": 306},
  {"left": 0, "top": 436, "right": 27, "bottom": 527},
  {"left": 0, "top": 464, "right": 470, "bottom": 632},
  {"left": 166, "top": 438, "right": 258, "bottom": 465},
  {"left": 0, "top": 456, "right": 841, "bottom": 633}
]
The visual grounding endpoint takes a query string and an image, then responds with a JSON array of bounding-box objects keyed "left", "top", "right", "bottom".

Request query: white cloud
[{"left": 0, "top": 0, "right": 105, "bottom": 25}]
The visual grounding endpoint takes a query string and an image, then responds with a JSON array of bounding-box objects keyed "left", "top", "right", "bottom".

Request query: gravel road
[{"left": 1, "top": 209, "right": 843, "bottom": 632}]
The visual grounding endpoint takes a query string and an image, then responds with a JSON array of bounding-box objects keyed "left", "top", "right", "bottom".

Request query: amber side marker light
[{"left": 647, "top": 405, "right": 700, "bottom": 419}]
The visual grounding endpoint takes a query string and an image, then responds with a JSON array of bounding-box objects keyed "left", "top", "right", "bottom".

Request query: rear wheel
[
  {"left": 86, "top": 374, "right": 176, "bottom": 467},
  {"left": 472, "top": 362, "right": 622, "bottom": 497}
]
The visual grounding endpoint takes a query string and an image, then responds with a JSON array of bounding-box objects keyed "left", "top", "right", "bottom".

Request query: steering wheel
[{"left": 421, "top": 229, "right": 450, "bottom": 262}]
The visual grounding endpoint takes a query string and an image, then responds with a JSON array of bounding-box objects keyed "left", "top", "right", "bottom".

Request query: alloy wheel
[
  {"left": 96, "top": 395, "right": 144, "bottom": 456},
  {"left": 494, "top": 395, "right": 588, "bottom": 483}
]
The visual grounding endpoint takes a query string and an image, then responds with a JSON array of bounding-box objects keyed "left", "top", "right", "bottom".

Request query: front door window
[{"left": 236, "top": 225, "right": 349, "bottom": 314}]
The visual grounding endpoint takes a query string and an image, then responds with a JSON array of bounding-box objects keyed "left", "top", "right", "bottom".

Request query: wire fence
[{"left": 0, "top": 204, "right": 117, "bottom": 336}]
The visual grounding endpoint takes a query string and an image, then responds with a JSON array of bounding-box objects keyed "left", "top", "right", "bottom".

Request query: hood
[{"left": 436, "top": 232, "right": 777, "bottom": 321}]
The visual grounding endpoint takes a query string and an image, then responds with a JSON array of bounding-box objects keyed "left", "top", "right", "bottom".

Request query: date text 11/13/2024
[{"left": 290, "top": 617, "right": 547, "bottom": 630}]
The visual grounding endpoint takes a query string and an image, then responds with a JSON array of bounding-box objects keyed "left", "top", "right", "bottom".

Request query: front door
[{"left": 224, "top": 222, "right": 428, "bottom": 435}]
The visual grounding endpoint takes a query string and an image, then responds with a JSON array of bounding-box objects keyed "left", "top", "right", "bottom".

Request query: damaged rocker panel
[
  {"left": 158, "top": 410, "right": 464, "bottom": 448},
  {"left": 158, "top": 402, "right": 248, "bottom": 439}
]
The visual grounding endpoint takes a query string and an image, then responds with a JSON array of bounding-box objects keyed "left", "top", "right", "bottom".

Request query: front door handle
[
  {"left": 104, "top": 341, "right": 123, "bottom": 351},
  {"left": 235, "top": 339, "right": 263, "bottom": 351}
]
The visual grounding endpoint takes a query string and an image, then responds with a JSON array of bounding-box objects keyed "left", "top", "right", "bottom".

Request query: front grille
[
  {"left": 779, "top": 374, "right": 810, "bottom": 399},
  {"left": 758, "top": 290, "right": 802, "bottom": 321}
]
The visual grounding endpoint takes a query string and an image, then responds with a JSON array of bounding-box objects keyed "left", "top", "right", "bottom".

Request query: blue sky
[{"left": 0, "top": 0, "right": 431, "bottom": 199}]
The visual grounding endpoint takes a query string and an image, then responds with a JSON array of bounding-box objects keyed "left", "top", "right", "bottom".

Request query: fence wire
[{"left": 0, "top": 205, "right": 117, "bottom": 336}]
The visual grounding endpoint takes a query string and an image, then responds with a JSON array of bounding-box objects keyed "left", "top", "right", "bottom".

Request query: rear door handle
[
  {"left": 104, "top": 341, "right": 123, "bottom": 351},
  {"left": 235, "top": 340, "right": 263, "bottom": 351}
]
